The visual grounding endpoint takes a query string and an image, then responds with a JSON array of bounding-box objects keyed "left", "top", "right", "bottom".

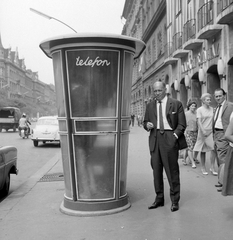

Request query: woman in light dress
[
  {"left": 193, "top": 93, "right": 217, "bottom": 175},
  {"left": 222, "top": 112, "right": 233, "bottom": 196}
]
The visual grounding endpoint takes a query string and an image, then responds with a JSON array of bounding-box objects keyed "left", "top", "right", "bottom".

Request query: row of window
[{"left": 131, "top": 84, "right": 153, "bottom": 103}]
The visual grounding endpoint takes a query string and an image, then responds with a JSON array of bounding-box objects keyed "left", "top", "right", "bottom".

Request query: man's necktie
[
  {"left": 158, "top": 100, "right": 164, "bottom": 134},
  {"left": 213, "top": 104, "right": 222, "bottom": 128}
]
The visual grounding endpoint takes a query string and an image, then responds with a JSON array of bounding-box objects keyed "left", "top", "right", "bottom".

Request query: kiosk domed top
[{"left": 39, "top": 33, "right": 145, "bottom": 59}]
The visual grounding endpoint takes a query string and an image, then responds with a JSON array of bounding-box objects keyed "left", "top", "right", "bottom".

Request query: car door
[{"left": 0, "top": 153, "right": 5, "bottom": 189}]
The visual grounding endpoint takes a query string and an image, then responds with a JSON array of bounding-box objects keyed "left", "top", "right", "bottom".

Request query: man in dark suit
[
  {"left": 213, "top": 88, "right": 233, "bottom": 191},
  {"left": 143, "top": 81, "right": 187, "bottom": 212}
]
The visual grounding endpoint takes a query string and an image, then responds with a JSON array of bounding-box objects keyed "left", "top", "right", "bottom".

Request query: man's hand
[{"left": 147, "top": 122, "right": 154, "bottom": 130}]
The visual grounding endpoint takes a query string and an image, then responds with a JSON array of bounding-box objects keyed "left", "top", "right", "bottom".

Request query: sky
[{"left": 0, "top": 0, "right": 126, "bottom": 85}]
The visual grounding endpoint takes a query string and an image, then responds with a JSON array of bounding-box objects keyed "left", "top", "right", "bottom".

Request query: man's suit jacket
[
  {"left": 143, "top": 97, "right": 187, "bottom": 152},
  {"left": 213, "top": 101, "right": 233, "bottom": 133}
]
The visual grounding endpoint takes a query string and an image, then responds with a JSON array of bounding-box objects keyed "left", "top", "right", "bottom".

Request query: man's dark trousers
[{"left": 151, "top": 130, "right": 180, "bottom": 204}]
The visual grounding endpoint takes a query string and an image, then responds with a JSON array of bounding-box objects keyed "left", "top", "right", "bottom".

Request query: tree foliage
[{"left": 0, "top": 94, "right": 57, "bottom": 118}]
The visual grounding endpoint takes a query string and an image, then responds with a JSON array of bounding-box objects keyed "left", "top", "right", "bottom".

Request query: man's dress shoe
[
  {"left": 148, "top": 201, "right": 164, "bottom": 210},
  {"left": 171, "top": 203, "right": 179, "bottom": 212},
  {"left": 215, "top": 183, "right": 223, "bottom": 188}
]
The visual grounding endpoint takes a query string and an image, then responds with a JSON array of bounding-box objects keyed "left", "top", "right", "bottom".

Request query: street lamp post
[
  {"left": 30, "top": 8, "right": 77, "bottom": 33},
  {"left": 22, "top": 91, "right": 29, "bottom": 98},
  {"left": 1, "top": 84, "right": 9, "bottom": 89},
  {"left": 36, "top": 96, "right": 41, "bottom": 103},
  {"left": 0, "top": 82, "right": 10, "bottom": 98}
]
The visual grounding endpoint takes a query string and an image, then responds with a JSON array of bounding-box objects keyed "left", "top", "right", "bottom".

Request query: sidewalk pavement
[{"left": 1, "top": 126, "right": 233, "bottom": 240}]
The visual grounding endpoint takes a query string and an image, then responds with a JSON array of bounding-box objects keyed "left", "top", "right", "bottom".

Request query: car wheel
[
  {"left": 33, "top": 140, "right": 39, "bottom": 147},
  {"left": 43, "top": 141, "right": 46, "bottom": 144},
  {"left": 0, "top": 173, "right": 10, "bottom": 197}
]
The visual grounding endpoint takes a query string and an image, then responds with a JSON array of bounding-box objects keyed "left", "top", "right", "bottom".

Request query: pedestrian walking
[
  {"left": 143, "top": 81, "right": 187, "bottom": 212},
  {"left": 137, "top": 114, "right": 142, "bottom": 127},
  {"left": 212, "top": 88, "right": 233, "bottom": 191},
  {"left": 131, "top": 114, "right": 135, "bottom": 127},
  {"left": 184, "top": 101, "right": 198, "bottom": 168},
  {"left": 193, "top": 93, "right": 217, "bottom": 175},
  {"left": 222, "top": 112, "right": 233, "bottom": 196}
]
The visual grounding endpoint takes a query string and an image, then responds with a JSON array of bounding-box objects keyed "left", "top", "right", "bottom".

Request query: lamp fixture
[
  {"left": 184, "top": 75, "right": 191, "bottom": 89},
  {"left": 174, "top": 79, "right": 179, "bottom": 92},
  {"left": 166, "top": 84, "right": 171, "bottom": 95},
  {"left": 217, "top": 57, "right": 226, "bottom": 79},
  {"left": 198, "top": 68, "right": 206, "bottom": 85}
]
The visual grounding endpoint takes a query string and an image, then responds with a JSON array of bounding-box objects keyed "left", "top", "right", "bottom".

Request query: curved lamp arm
[{"left": 30, "top": 8, "right": 77, "bottom": 33}]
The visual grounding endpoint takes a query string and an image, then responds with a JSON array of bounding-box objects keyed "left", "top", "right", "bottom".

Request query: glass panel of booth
[
  {"left": 52, "top": 51, "right": 66, "bottom": 117},
  {"left": 121, "top": 119, "right": 131, "bottom": 131},
  {"left": 60, "top": 135, "right": 72, "bottom": 199},
  {"left": 58, "top": 119, "right": 67, "bottom": 132},
  {"left": 74, "top": 120, "right": 116, "bottom": 132},
  {"left": 122, "top": 51, "right": 134, "bottom": 117},
  {"left": 66, "top": 49, "right": 119, "bottom": 118},
  {"left": 119, "top": 133, "right": 129, "bottom": 197},
  {"left": 73, "top": 134, "right": 116, "bottom": 200}
]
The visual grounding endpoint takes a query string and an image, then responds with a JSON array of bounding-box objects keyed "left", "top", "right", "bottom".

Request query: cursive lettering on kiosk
[{"left": 76, "top": 56, "right": 111, "bottom": 67}]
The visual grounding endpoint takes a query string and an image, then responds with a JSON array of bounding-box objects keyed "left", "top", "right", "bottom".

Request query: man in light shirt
[{"left": 213, "top": 88, "right": 233, "bottom": 191}]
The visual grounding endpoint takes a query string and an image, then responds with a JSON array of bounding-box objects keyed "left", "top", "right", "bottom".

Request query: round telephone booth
[{"left": 40, "top": 33, "right": 145, "bottom": 216}]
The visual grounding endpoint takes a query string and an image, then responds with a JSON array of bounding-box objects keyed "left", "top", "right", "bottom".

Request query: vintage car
[
  {"left": 31, "top": 116, "right": 60, "bottom": 147},
  {"left": 0, "top": 146, "right": 18, "bottom": 197}
]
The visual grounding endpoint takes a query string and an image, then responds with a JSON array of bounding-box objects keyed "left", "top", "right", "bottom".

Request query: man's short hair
[
  {"left": 153, "top": 80, "right": 166, "bottom": 88},
  {"left": 214, "top": 88, "right": 226, "bottom": 96}
]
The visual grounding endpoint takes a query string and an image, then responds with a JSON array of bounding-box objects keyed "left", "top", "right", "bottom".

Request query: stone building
[
  {"left": 0, "top": 33, "right": 55, "bottom": 105},
  {"left": 122, "top": 0, "right": 170, "bottom": 117},
  {"left": 166, "top": 0, "right": 233, "bottom": 108},
  {"left": 121, "top": 0, "right": 233, "bottom": 115}
]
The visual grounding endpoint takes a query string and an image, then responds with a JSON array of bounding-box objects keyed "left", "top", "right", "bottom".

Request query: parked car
[
  {"left": 0, "top": 146, "right": 18, "bottom": 197},
  {"left": 31, "top": 116, "right": 60, "bottom": 147},
  {"left": 0, "top": 107, "right": 21, "bottom": 132}
]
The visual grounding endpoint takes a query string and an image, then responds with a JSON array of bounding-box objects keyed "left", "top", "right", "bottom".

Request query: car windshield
[{"left": 37, "top": 119, "right": 58, "bottom": 125}]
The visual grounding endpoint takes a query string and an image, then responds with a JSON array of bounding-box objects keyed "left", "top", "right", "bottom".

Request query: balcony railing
[
  {"left": 198, "top": 1, "right": 214, "bottom": 32},
  {"left": 183, "top": 19, "right": 196, "bottom": 43},
  {"left": 172, "top": 32, "right": 183, "bottom": 52},
  {"left": 217, "top": 0, "right": 233, "bottom": 14},
  {"left": 164, "top": 42, "right": 174, "bottom": 58}
]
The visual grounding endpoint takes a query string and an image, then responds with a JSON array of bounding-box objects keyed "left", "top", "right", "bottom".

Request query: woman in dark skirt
[{"left": 222, "top": 113, "right": 233, "bottom": 196}]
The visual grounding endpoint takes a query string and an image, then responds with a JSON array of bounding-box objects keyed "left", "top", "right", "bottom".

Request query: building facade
[
  {"left": 122, "top": 0, "right": 233, "bottom": 115},
  {"left": 122, "top": 0, "right": 169, "bottom": 118},
  {"left": 0, "top": 33, "right": 56, "bottom": 105}
]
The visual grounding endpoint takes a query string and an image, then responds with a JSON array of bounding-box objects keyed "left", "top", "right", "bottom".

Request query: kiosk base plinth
[{"left": 60, "top": 196, "right": 131, "bottom": 217}]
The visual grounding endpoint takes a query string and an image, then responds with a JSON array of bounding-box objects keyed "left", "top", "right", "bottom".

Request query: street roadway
[{"left": 0, "top": 123, "right": 60, "bottom": 200}]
